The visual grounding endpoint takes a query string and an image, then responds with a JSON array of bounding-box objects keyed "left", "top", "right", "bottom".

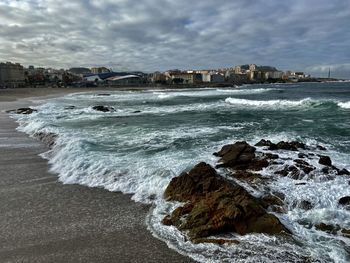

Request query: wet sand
[{"left": 0, "top": 88, "right": 194, "bottom": 263}]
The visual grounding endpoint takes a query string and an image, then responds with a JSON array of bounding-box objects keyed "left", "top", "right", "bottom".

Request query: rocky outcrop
[
  {"left": 92, "top": 105, "right": 114, "bottom": 112},
  {"left": 319, "top": 155, "right": 332, "bottom": 166},
  {"left": 163, "top": 139, "right": 350, "bottom": 245},
  {"left": 255, "top": 139, "right": 306, "bottom": 151},
  {"left": 163, "top": 163, "right": 290, "bottom": 242},
  {"left": 34, "top": 132, "right": 58, "bottom": 148},
  {"left": 214, "top": 141, "right": 269, "bottom": 171}
]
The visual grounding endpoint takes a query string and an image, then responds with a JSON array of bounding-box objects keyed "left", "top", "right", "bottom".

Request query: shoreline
[{"left": 0, "top": 89, "right": 195, "bottom": 262}]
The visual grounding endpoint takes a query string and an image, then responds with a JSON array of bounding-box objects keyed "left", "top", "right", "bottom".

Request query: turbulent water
[{"left": 14, "top": 82, "right": 350, "bottom": 262}]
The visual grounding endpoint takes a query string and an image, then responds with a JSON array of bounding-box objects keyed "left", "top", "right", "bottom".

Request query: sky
[{"left": 0, "top": 0, "right": 350, "bottom": 78}]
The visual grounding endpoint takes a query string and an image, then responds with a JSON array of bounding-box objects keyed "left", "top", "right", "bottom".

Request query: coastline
[{"left": 0, "top": 88, "right": 195, "bottom": 263}]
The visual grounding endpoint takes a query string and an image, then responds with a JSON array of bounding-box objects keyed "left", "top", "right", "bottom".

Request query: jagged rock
[
  {"left": 339, "top": 196, "right": 350, "bottom": 206},
  {"left": 164, "top": 163, "right": 221, "bottom": 202},
  {"left": 273, "top": 141, "right": 306, "bottom": 151},
  {"left": 298, "top": 153, "right": 308, "bottom": 159},
  {"left": 34, "top": 132, "right": 58, "bottom": 148},
  {"left": 316, "top": 223, "right": 350, "bottom": 238},
  {"left": 163, "top": 163, "right": 290, "bottom": 240},
  {"left": 214, "top": 141, "right": 268, "bottom": 171},
  {"left": 261, "top": 194, "right": 285, "bottom": 213},
  {"left": 316, "top": 145, "right": 327, "bottom": 151},
  {"left": 256, "top": 139, "right": 306, "bottom": 151},
  {"left": 294, "top": 159, "right": 316, "bottom": 174},
  {"left": 7, "top": 108, "right": 37, "bottom": 114},
  {"left": 315, "top": 223, "right": 340, "bottom": 234},
  {"left": 298, "top": 200, "right": 314, "bottom": 210},
  {"left": 255, "top": 139, "right": 274, "bottom": 147},
  {"left": 319, "top": 155, "right": 332, "bottom": 166},
  {"left": 338, "top": 168, "right": 350, "bottom": 175},
  {"left": 92, "top": 105, "right": 114, "bottom": 112},
  {"left": 263, "top": 153, "right": 279, "bottom": 159},
  {"left": 133, "top": 110, "right": 141, "bottom": 113},
  {"left": 275, "top": 165, "right": 300, "bottom": 179}
]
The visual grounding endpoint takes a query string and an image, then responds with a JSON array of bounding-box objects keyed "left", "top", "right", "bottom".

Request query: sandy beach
[{"left": 0, "top": 88, "right": 194, "bottom": 263}]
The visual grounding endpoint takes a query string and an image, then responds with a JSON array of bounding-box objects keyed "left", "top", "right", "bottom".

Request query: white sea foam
[
  {"left": 224, "top": 97, "right": 321, "bottom": 109},
  {"left": 338, "top": 101, "right": 350, "bottom": 109}
]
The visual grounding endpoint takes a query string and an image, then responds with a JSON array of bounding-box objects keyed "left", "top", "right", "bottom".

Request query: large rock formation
[{"left": 163, "top": 162, "right": 289, "bottom": 242}]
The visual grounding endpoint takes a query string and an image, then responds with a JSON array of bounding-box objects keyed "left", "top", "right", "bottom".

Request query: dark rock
[
  {"left": 64, "top": 106, "right": 76, "bottom": 110},
  {"left": 295, "top": 182, "right": 307, "bottom": 186},
  {"left": 294, "top": 159, "right": 315, "bottom": 174},
  {"left": 321, "top": 167, "right": 330, "bottom": 174},
  {"left": 315, "top": 223, "right": 340, "bottom": 234},
  {"left": 164, "top": 163, "right": 220, "bottom": 202},
  {"left": 92, "top": 105, "right": 114, "bottom": 112},
  {"left": 97, "top": 93, "right": 111, "bottom": 96},
  {"left": 338, "top": 168, "right": 350, "bottom": 176},
  {"left": 133, "top": 110, "right": 141, "bottom": 113},
  {"left": 255, "top": 139, "right": 274, "bottom": 147},
  {"left": 275, "top": 165, "right": 300, "bottom": 179},
  {"left": 316, "top": 223, "right": 350, "bottom": 238},
  {"left": 271, "top": 141, "right": 306, "bottom": 151},
  {"left": 163, "top": 163, "right": 290, "bottom": 240},
  {"left": 298, "top": 200, "right": 314, "bottom": 210},
  {"left": 316, "top": 145, "right": 327, "bottom": 151},
  {"left": 319, "top": 155, "right": 332, "bottom": 166},
  {"left": 262, "top": 194, "right": 284, "bottom": 207},
  {"left": 34, "top": 132, "right": 58, "bottom": 148},
  {"left": 339, "top": 196, "right": 350, "bottom": 206},
  {"left": 8, "top": 108, "right": 37, "bottom": 114},
  {"left": 264, "top": 153, "right": 279, "bottom": 160},
  {"left": 298, "top": 153, "right": 308, "bottom": 159},
  {"left": 161, "top": 215, "right": 173, "bottom": 226},
  {"left": 214, "top": 141, "right": 269, "bottom": 171}
]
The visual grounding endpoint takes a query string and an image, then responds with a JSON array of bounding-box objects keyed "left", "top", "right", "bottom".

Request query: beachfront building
[
  {"left": 0, "top": 62, "right": 25, "bottom": 88},
  {"left": 91, "top": 67, "right": 110, "bottom": 74},
  {"left": 166, "top": 71, "right": 195, "bottom": 84}
]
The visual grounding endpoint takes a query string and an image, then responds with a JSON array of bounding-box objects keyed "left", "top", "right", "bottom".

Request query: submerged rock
[
  {"left": 64, "top": 105, "right": 76, "bottom": 110},
  {"left": 92, "top": 105, "right": 115, "bottom": 112},
  {"left": 7, "top": 107, "right": 37, "bottom": 115},
  {"left": 163, "top": 163, "right": 290, "bottom": 241},
  {"left": 34, "top": 132, "right": 58, "bottom": 148}
]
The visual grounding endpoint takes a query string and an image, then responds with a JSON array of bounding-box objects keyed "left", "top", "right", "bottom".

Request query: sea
[{"left": 13, "top": 82, "right": 350, "bottom": 262}]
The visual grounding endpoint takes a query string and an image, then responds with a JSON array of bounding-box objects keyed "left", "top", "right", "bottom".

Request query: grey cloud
[{"left": 0, "top": 0, "right": 349, "bottom": 77}]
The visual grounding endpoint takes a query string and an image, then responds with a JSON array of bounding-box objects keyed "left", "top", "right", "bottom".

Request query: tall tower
[{"left": 328, "top": 67, "right": 331, "bottom": 78}]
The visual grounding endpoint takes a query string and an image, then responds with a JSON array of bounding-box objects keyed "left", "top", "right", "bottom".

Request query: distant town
[{"left": 0, "top": 61, "right": 338, "bottom": 89}]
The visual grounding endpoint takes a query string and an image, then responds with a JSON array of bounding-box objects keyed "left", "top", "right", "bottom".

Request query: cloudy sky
[{"left": 0, "top": 0, "right": 349, "bottom": 77}]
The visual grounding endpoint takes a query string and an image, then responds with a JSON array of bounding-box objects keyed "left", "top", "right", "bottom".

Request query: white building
[{"left": 0, "top": 62, "right": 25, "bottom": 88}]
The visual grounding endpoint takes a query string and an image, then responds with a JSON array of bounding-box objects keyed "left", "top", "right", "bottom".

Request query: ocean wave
[
  {"left": 224, "top": 97, "right": 329, "bottom": 109},
  {"left": 338, "top": 101, "right": 350, "bottom": 109},
  {"left": 216, "top": 87, "right": 281, "bottom": 94}
]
